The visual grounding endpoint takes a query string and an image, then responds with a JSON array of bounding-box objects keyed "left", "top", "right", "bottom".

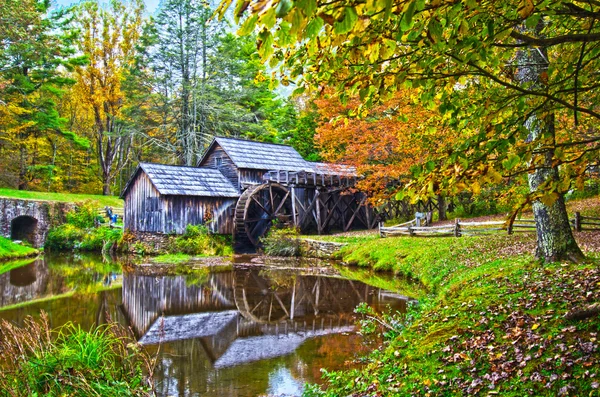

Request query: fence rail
[{"left": 380, "top": 212, "right": 599, "bottom": 238}]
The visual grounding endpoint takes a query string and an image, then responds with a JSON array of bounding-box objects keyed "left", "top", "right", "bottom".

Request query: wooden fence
[
  {"left": 96, "top": 207, "right": 124, "bottom": 228},
  {"left": 380, "top": 212, "right": 600, "bottom": 238}
]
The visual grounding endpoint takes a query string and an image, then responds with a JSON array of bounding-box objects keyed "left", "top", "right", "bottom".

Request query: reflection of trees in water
[
  {"left": 0, "top": 254, "right": 124, "bottom": 330},
  {"left": 0, "top": 254, "right": 122, "bottom": 310}
]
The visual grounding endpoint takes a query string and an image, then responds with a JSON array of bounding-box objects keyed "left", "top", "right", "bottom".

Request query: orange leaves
[{"left": 313, "top": 88, "right": 449, "bottom": 200}]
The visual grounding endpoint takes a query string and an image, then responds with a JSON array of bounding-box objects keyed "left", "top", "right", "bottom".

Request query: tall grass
[{"left": 0, "top": 313, "right": 154, "bottom": 396}]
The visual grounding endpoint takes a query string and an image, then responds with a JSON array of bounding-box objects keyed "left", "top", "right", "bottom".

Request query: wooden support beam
[
  {"left": 321, "top": 193, "right": 345, "bottom": 231},
  {"left": 316, "top": 191, "right": 323, "bottom": 234},
  {"left": 298, "top": 190, "right": 319, "bottom": 228},
  {"left": 291, "top": 187, "right": 297, "bottom": 226},
  {"left": 344, "top": 196, "right": 367, "bottom": 231}
]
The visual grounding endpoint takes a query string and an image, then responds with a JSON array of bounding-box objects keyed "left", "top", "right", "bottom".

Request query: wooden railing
[
  {"left": 96, "top": 207, "right": 124, "bottom": 228},
  {"left": 380, "top": 212, "right": 599, "bottom": 238},
  {"left": 571, "top": 212, "right": 600, "bottom": 231}
]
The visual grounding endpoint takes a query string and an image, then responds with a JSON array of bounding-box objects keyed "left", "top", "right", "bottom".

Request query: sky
[{"left": 54, "top": 0, "right": 161, "bottom": 14}]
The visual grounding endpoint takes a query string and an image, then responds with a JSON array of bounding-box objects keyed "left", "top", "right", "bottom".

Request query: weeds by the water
[
  {"left": 0, "top": 313, "right": 154, "bottom": 396},
  {"left": 261, "top": 227, "right": 302, "bottom": 256}
]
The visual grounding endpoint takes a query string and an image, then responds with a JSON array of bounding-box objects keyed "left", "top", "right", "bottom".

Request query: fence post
[
  {"left": 408, "top": 226, "right": 414, "bottom": 236},
  {"left": 507, "top": 221, "right": 513, "bottom": 235},
  {"left": 574, "top": 212, "right": 582, "bottom": 232},
  {"left": 454, "top": 218, "right": 461, "bottom": 237},
  {"left": 379, "top": 221, "right": 383, "bottom": 237}
]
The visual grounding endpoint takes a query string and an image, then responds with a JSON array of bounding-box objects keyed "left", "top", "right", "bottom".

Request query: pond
[{"left": 0, "top": 253, "right": 416, "bottom": 397}]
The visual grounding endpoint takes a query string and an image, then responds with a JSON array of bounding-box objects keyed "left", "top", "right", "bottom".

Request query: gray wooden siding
[
  {"left": 200, "top": 145, "right": 239, "bottom": 191},
  {"left": 162, "top": 196, "right": 237, "bottom": 235},
  {"left": 124, "top": 172, "right": 162, "bottom": 233},
  {"left": 124, "top": 171, "right": 236, "bottom": 235},
  {"left": 238, "top": 168, "right": 268, "bottom": 187}
]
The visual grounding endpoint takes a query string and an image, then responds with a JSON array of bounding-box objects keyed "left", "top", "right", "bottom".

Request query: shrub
[
  {"left": 168, "top": 224, "right": 233, "bottom": 256},
  {"left": 45, "top": 225, "right": 121, "bottom": 252},
  {"left": 66, "top": 200, "right": 99, "bottom": 229},
  {"left": 261, "top": 226, "right": 301, "bottom": 256},
  {"left": 0, "top": 313, "right": 154, "bottom": 396},
  {"left": 45, "top": 223, "right": 84, "bottom": 251}
]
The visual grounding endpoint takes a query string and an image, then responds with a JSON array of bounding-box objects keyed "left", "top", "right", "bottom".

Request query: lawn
[
  {"left": 0, "top": 188, "right": 122, "bottom": 208},
  {"left": 0, "top": 236, "right": 38, "bottom": 261},
  {"left": 305, "top": 231, "right": 600, "bottom": 397}
]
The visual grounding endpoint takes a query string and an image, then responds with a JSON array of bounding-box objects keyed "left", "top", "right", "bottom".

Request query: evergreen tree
[{"left": 0, "top": 0, "right": 88, "bottom": 190}]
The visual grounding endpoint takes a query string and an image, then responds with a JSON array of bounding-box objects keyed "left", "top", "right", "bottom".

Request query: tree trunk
[
  {"left": 437, "top": 194, "right": 447, "bottom": 221},
  {"left": 515, "top": 26, "right": 584, "bottom": 262},
  {"left": 527, "top": 135, "right": 583, "bottom": 261}
]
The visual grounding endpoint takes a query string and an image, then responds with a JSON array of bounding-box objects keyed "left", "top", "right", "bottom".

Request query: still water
[{"left": 0, "top": 254, "right": 413, "bottom": 397}]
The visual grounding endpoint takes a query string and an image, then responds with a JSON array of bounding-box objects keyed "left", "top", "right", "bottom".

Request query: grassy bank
[
  {"left": 305, "top": 233, "right": 600, "bottom": 396},
  {"left": 0, "top": 314, "right": 153, "bottom": 396},
  {"left": 0, "top": 188, "right": 122, "bottom": 207},
  {"left": 0, "top": 236, "right": 38, "bottom": 261}
]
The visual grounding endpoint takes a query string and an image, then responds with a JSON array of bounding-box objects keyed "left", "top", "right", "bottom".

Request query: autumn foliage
[{"left": 314, "top": 88, "right": 447, "bottom": 202}]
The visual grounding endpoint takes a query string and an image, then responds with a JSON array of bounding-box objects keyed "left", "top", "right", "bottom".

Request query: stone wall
[
  {"left": 299, "top": 239, "right": 347, "bottom": 260},
  {"left": 0, "top": 199, "right": 73, "bottom": 248},
  {"left": 126, "top": 231, "right": 173, "bottom": 254}
]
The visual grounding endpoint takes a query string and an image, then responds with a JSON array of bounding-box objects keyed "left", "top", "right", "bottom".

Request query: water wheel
[
  {"left": 233, "top": 270, "right": 293, "bottom": 324},
  {"left": 234, "top": 183, "right": 292, "bottom": 247}
]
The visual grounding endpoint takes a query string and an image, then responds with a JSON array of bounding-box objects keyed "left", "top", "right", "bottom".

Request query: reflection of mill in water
[{"left": 121, "top": 268, "right": 408, "bottom": 368}]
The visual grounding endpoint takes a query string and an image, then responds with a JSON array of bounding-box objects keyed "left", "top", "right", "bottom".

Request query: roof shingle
[
  {"left": 137, "top": 163, "right": 239, "bottom": 197},
  {"left": 214, "top": 137, "right": 310, "bottom": 172}
]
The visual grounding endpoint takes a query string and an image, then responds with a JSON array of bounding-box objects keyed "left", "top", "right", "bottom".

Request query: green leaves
[
  {"left": 275, "top": 0, "right": 293, "bottom": 18},
  {"left": 502, "top": 154, "right": 520, "bottom": 171},
  {"left": 334, "top": 7, "right": 358, "bottom": 34},
  {"left": 304, "top": 16, "right": 324, "bottom": 39},
  {"left": 400, "top": 1, "right": 416, "bottom": 32}
]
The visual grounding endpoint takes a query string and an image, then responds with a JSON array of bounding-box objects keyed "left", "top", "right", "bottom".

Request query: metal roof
[
  {"left": 209, "top": 137, "right": 312, "bottom": 172},
  {"left": 121, "top": 163, "right": 240, "bottom": 198}
]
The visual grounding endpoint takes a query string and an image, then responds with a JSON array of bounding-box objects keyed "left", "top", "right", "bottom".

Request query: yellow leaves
[
  {"left": 539, "top": 192, "right": 559, "bottom": 207},
  {"left": 531, "top": 323, "right": 540, "bottom": 331},
  {"left": 366, "top": 41, "right": 380, "bottom": 63},
  {"left": 518, "top": 0, "right": 534, "bottom": 19}
]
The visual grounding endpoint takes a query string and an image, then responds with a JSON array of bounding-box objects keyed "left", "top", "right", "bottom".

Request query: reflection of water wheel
[
  {"left": 233, "top": 270, "right": 293, "bottom": 323},
  {"left": 234, "top": 183, "right": 292, "bottom": 247}
]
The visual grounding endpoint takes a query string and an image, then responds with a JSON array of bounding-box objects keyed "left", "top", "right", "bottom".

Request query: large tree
[
  {"left": 218, "top": 0, "right": 600, "bottom": 262},
  {"left": 72, "top": 0, "right": 144, "bottom": 195},
  {"left": 0, "top": 0, "right": 88, "bottom": 190},
  {"left": 149, "top": 0, "right": 224, "bottom": 166}
]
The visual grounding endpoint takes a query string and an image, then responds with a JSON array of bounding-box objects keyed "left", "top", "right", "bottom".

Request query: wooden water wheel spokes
[
  {"left": 236, "top": 183, "right": 292, "bottom": 247},
  {"left": 233, "top": 270, "right": 293, "bottom": 323}
]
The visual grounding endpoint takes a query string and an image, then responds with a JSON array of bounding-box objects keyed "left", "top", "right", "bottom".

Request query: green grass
[
  {"left": 0, "top": 188, "right": 122, "bottom": 207},
  {"left": 152, "top": 253, "right": 192, "bottom": 264},
  {"left": 0, "top": 284, "right": 121, "bottom": 312},
  {"left": 0, "top": 314, "right": 153, "bottom": 396},
  {"left": 0, "top": 258, "right": 38, "bottom": 274},
  {"left": 305, "top": 233, "right": 600, "bottom": 397},
  {"left": 0, "top": 236, "right": 38, "bottom": 261}
]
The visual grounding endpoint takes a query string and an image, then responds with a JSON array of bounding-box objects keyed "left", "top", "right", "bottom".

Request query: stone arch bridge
[{"left": 0, "top": 198, "right": 73, "bottom": 248}]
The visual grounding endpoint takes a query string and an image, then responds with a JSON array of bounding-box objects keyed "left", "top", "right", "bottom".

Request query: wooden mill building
[{"left": 121, "top": 137, "right": 376, "bottom": 248}]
